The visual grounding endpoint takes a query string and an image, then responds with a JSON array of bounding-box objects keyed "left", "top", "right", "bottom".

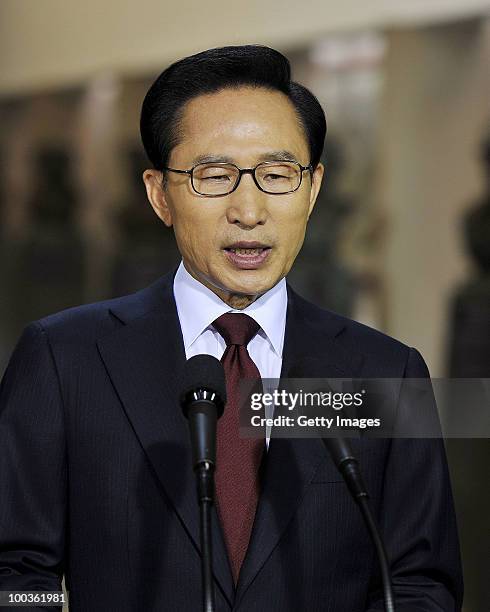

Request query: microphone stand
[
  {"left": 196, "top": 461, "right": 216, "bottom": 612},
  {"left": 323, "top": 438, "right": 396, "bottom": 612},
  {"left": 357, "top": 496, "right": 395, "bottom": 612},
  {"left": 186, "top": 393, "right": 219, "bottom": 612},
  {"left": 181, "top": 355, "right": 226, "bottom": 612}
]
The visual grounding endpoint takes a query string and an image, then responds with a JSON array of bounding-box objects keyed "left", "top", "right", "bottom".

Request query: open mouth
[
  {"left": 223, "top": 241, "right": 271, "bottom": 254},
  {"left": 224, "top": 247, "right": 270, "bottom": 255},
  {"left": 223, "top": 243, "right": 272, "bottom": 269}
]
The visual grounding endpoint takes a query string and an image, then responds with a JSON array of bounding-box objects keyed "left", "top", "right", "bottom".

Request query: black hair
[{"left": 140, "top": 45, "right": 326, "bottom": 171}]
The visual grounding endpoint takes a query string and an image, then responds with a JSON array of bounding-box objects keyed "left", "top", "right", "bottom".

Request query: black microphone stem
[
  {"left": 356, "top": 495, "right": 395, "bottom": 612},
  {"left": 188, "top": 404, "right": 218, "bottom": 612},
  {"left": 196, "top": 461, "right": 215, "bottom": 612},
  {"left": 323, "top": 438, "right": 396, "bottom": 612}
]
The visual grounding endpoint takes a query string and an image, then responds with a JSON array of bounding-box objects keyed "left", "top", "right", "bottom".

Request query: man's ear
[
  {"left": 143, "top": 169, "right": 173, "bottom": 227},
  {"left": 307, "top": 162, "right": 325, "bottom": 219}
]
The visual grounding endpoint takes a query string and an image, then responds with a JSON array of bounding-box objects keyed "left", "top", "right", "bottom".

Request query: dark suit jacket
[{"left": 0, "top": 270, "right": 463, "bottom": 611}]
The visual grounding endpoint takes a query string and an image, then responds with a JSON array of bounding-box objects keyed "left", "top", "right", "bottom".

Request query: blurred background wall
[{"left": 1, "top": 1, "right": 489, "bottom": 610}]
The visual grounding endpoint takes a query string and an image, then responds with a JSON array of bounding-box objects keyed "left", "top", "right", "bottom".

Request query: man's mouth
[
  {"left": 224, "top": 241, "right": 271, "bottom": 254},
  {"left": 223, "top": 242, "right": 272, "bottom": 269},
  {"left": 225, "top": 247, "right": 269, "bottom": 255}
]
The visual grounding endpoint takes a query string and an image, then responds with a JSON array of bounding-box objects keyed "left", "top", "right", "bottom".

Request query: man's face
[{"left": 144, "top": 86, "right": 324, "bottom": 305}]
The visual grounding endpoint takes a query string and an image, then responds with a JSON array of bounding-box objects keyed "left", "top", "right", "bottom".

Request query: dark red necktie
[{"left": 212, "top": 313, "right": 264, "bottom": 585}]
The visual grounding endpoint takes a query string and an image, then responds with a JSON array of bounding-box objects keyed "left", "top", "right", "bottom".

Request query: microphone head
[{"left": 180, "top": 354, "right": 227, "bottom": 419}]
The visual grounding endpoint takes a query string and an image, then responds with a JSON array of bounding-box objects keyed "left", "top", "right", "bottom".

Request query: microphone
[
  {"left": 180, "top": 354, "right": 226, "bottom": 612},
  {"left": 181, "top": 354, "right": 226, "bottom": 491},
  {"left": 287, "top": 364, "right": 396, "bottom": 612},
  {"left": 323, "top": 437, "right": 395, "bottom": 612},
  {"left": 322, "top": 437, "right": 369, "bottom": 501}
]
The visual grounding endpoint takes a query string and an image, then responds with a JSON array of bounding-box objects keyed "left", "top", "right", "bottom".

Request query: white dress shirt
[{"left": 173, "top": 261, "right": 287, "bottom": 448}]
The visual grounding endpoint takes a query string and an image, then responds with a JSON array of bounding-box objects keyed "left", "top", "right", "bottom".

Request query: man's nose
[{"left": 225, "top": 173, "right": 268, "bottom": 228}]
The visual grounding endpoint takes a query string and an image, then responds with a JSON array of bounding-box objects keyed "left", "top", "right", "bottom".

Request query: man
[{"left": 0, "top": 46, "right": 463, "bottom": 611}]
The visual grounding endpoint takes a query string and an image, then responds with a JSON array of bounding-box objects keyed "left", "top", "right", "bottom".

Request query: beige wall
[
  {"left": 1, "top": 0, "right": 489, "bottom": 94},
  {"left": 378, "top": 18, "right": 490, "bottom": 374}
]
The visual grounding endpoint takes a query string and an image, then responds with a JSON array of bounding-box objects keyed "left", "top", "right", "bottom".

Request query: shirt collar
[{"left": 173, "top": 261, "right": 287, "bottom": 357}]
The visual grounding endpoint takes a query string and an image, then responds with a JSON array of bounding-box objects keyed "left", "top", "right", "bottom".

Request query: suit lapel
[
  {"left": 234, "top": 284, "right": 364, "bottom": 606},
  {"left": 96, "top": 272, "right": 235, "bottom": 607}
]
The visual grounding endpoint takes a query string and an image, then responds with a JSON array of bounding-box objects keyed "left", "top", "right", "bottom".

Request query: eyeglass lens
[{"left": 192, "top": 162, "right": 302, "bottom": 195}]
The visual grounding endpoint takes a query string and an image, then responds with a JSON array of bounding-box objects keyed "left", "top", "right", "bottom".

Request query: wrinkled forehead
[{"left": 170, "top": 86, "right": 310, "bottom": 166}]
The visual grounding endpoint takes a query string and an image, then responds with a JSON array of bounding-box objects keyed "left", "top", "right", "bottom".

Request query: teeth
[{"left": 229, "top": 248, "right": 264, "bottom": 255}]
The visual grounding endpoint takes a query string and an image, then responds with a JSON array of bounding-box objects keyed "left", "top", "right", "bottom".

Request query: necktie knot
[{"left": 213, "top": 313, "right": 260, "bottom": 347}]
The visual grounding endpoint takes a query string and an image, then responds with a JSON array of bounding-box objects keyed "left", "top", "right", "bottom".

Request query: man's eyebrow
[
  {"left": 191, "top": 150, "right": 301, "bottom": 166},
  {"left": 257, "top": 150, "right": 300, "bottom": 163},
  {"left": 191, "top": 154, "right": 235, "bottom": 165}
]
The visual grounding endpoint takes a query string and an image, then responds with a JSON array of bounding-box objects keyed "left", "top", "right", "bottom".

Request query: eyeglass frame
[{"left": 161, "top": 159, "right": 314, "bottom": 197}]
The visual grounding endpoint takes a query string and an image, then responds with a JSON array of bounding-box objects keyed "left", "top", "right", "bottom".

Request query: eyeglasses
[{"left": 162, "top": 160, "right": 313, "bottom": 197}]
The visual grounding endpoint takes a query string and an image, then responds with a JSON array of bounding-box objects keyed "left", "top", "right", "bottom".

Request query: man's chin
[
  {"left": 185, "top": 261, "right": 279, "bottom": 302},
  {"left": 209, "top": 273, "right": 277, "bottom": 302},
  {"left": 222, "top": 273, "right": 276, "bottom": 296}
]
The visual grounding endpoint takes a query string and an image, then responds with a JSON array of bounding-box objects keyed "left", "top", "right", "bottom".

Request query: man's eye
[
  {"left": 202, "top": 174, "right": 232, "bottom": 182},
  {"left": 264, "top": 173, "right": 288, "bottom": 181}
]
